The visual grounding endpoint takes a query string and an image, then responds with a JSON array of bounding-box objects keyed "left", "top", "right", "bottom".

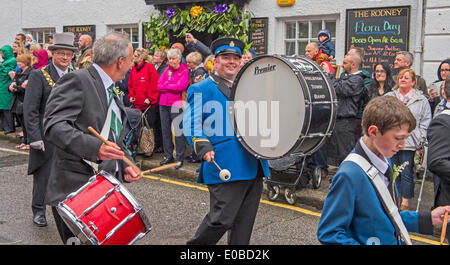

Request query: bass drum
[{"left": 231, "top": 55, "right": 337, "bottom": 160}]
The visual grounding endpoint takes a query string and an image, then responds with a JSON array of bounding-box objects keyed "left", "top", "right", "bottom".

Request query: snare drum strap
[
  {"left": 83, "top": 103, "right": 113, "bottom": 172},
  {"left": 344, "top": 153, "right": 413, "bottom": 245},
  {"left": 210, "top": 74, "right": 232, "bottom": 100}
]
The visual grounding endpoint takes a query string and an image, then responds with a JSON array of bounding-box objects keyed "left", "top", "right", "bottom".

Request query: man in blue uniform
[{"left": 183, "top": 37, "right": 270, "bottom": 245}]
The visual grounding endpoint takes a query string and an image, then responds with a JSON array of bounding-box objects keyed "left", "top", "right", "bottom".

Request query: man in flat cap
[
  {"left": 183, "top": 37, "right": 270, "bottom": 245},
  {"left": 23, "top": 32, "right": 77, "bottom": 227}
]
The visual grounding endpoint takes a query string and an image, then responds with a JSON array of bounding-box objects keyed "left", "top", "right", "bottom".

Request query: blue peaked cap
[{"left": 210, "top": 37, "right": 245, "bottom": 58}]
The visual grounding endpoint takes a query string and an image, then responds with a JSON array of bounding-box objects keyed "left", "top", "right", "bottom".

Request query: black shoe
[
  {"left": 154, "top": 146, "right": 163, "bottom": 153},
  {"left": 175, "top": 161, "right": 183, "bottom": 170},
  {"left": 160, "top": 157, "right": 175, "bottom": 166},
  {"left": 33, "top": 215, "right": 48, "bottom": 227},
  {"left": 187, "top": 157, "right": 201, "bottom": 163}
]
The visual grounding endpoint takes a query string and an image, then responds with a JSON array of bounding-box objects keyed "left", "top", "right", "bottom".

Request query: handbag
[{"left": 138, "top": 113, "right": 155, "bottom": 155}]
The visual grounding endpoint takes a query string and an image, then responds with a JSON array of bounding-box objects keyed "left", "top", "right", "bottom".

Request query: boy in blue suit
[
  {"left": 317, "top": 96, "right": 450, "bottom": 245},
  {"left": 183, "top": 37, "right": 270, "bottom": 245}
]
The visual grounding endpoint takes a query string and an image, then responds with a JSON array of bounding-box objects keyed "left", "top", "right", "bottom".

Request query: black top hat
[
  {"left": 48, "top": 32, "right": 78, "bottom": 51},
  {"left": 210, "top": 37, "right": 245, "bottom": 58}
]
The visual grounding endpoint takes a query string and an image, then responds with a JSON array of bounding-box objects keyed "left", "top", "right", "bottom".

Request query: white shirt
[
  {"left": 214, "top": 71, "right": 234, "bottom": 84},
  {"left": 92, "top": 63, "right": 122, "bottom": 126},
  {"left": 92, "top": 64, "right": 122, "bottom": 172},
  {"left": 359, "top": 138, "right": 390, "bottom": 187},
  {"left": 53, "top": 63, "right": 69, "bottom": 77}
]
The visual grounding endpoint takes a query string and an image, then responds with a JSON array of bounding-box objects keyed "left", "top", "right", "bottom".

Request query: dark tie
[
  {"left": 107, "top": 84, "right": 123, "bottom": 138},
  {"left": 385, "top": 165, "right": 394, "bottom": 182},
  {"left": 385, "top": 165, "right": 398, "bottom": 204}
]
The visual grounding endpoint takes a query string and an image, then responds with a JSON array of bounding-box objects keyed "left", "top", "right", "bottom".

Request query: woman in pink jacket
[{"left": 158, "top": 48, "right": 189, "bottom": 168}]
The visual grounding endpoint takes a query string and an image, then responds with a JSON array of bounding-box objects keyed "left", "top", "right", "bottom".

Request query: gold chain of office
[{"left": 41, "top": 67, "right": 55, "bottom": 88}]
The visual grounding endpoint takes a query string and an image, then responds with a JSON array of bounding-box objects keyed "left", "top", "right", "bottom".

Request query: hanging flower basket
[{"left": 143, "top": 4, "right": 255, "bottom": 52}]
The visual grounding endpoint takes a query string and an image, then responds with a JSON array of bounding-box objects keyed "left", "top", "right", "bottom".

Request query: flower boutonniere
[
  {"left": 393, "top": 161, "right": 409, "bottom": 183},
  {"left": 112, "top": 86, "right": 124, "bottom": 97}
]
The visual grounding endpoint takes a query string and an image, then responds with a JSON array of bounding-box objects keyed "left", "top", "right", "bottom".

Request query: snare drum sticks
[
  {"left": 87, "top": 126, "right": 142, "bottom": 175},
  {"left": 441, "top": 211, "right": 449, "bottom": 245}
]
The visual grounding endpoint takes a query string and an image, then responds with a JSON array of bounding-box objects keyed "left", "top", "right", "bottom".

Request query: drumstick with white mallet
[
  {"left": 211, "top": 159, "right": 231, "bottom": 181},
  {"left": 88, "top": 126, "right": 142, "bottom": 176}
]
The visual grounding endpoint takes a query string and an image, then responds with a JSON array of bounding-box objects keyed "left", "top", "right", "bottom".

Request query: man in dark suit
[
  {"left": 43, "top": 32, "right": 142, "bottom": 244},
  {"left": 427, "top": 75, "right": 450, "bottom": 243},
  {"left": 23, "top": 32, "right": 78, "bottom": 227}
]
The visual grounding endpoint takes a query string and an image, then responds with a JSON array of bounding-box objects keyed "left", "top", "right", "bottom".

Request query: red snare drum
[{"left": 57, "top": 171, "right": 151, "bottom": 245}]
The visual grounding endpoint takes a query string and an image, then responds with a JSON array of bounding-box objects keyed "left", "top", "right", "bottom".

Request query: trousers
[
  {"left": 32, "top": 159, "right": 51, "bottom": 217},
  {"left": 332, "top": 118, "right": 357, "bottom": 165},
  {"left": 159, "top": 105, "right": 186, "bottom": 162},
  {"left": 187, "top": 165, "right": 264, "bottom": 245}
]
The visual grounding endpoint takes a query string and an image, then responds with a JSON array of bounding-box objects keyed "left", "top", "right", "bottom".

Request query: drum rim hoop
[
  {"left": 231, "top": 55, "right": 317, "bottom": 159},
  {"left": 57, "top": 171, "right": 152, "bottom": 244}
]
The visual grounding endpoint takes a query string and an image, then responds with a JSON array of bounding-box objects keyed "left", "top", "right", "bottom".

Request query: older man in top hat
[
  {"left": 23, "top": 32, "right": 77, "bottom": 227},
  {"left": 183, "top": 37, "right": 270, "bottom": 245}
]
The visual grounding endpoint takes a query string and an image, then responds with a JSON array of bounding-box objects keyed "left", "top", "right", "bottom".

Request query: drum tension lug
[{"left": 89, "top": 221, "right": 99, "bottom": 233}]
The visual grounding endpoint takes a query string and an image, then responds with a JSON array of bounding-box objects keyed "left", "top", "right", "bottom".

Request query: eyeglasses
[
  {"left": 54, "top": 51, "right": 73, "bottom": 58},
  {"left": 440, "top": 69, "right": 450, "bottom": 72}
]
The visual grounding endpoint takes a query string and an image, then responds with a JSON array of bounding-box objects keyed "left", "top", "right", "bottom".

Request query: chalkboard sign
[
  {"left": 63, "top": 25, "right": 96, "bottom": 46},
  {"left": 249, "top": 17, "right": 268, "bottom": 56},
  {"left": 345, "top": 6, "right": 410, "bottom": 72}
]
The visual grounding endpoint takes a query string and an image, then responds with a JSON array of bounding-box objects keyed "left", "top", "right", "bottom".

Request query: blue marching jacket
[
  {"left": 182, "top": 75, "right": 270, "bottom": 185},
  {"left": 317, "top": 141, "right": 433, "bottom": 245}
]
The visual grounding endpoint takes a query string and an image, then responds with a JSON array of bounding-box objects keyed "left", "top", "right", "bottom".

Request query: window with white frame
[
  {"left": 284, "top": 19, "right": 336, "bottom": 56},
  {"left": 110, "top": 25, "right": 140, "bottom": 49},
  {"left": 25, "top": 28, "right": 56, "bottom": 46}
]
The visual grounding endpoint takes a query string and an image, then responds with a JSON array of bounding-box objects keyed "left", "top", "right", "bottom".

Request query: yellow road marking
[
  {"left": 141, "top": 174, "right": 446, "bottom": 245},
  {"left": 143, "top": 174, "right": 208, "bottom": 192},
  {"left": 410, "top": 234, "right": 447, "bottom": 246},
  {"left": 0, "top": 147, "right": 28, "bottom": 155},
  {"left": 0, "top": 240, "right": 23, "bottom": 245},
  {"left": 260, "top": 199, "right": 322, "bottom": 217}
]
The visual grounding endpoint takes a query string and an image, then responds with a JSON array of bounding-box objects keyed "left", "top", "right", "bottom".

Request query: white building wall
[
  {"left": 0, "top": 0, "right": 24, "bottom": 46},
  {"left": 0, "top": 0, "right": 156, "bottom": 47},
  {"left": 422, "top": 0, "right": 450, "bottom": 84}
]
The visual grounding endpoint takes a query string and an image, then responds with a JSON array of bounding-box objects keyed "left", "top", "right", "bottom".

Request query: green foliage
[{"left": 143, "top": 4, "right": 256, "bottom": 52}]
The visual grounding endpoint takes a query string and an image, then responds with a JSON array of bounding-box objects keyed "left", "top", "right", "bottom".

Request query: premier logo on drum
[{"left": 254, "top": 64, "right": 277, "bottom": 75}]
